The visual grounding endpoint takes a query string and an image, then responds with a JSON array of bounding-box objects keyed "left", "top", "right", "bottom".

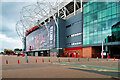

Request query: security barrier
[{"left": 3, "top": 56, "right": 119, "bottom": 65}]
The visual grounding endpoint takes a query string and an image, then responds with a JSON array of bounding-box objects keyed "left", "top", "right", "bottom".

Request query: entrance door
[{"left": 72, "top": 53, "right": 73, "bottom": 57}]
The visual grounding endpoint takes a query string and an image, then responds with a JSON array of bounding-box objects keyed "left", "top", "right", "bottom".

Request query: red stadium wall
[{"left": 63, "top": 47, "right": 82, "bottom": 58}]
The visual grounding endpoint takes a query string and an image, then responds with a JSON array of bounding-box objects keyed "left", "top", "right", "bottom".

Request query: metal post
[
  {"left": 81, "top": 0, "right": 83, "bottom": 12},
  {"left": 74, "top": 0, "right": 76, "bottom": 15},
  {"left": 78, "top": 58, "right": 80, "bottom": 61},
  {"left": 64, "top": 7, "right": 66, "bottom": 18},
  {"left": 68, "top": 58, "right": 70, "bottom": 62},
  {"left": 58, "top": 0, "right": 59, "bottom": 17},
  {"left": 102, "top": 41, "right": 104, "bottom": 59},
  {"left": 53, "top": 15, "right": 59, "bottom": 50},
  {"left": 25, "top": 53, "right": 27, "bottom": 63},
  {"left": 58, "top": 58, "right": 60, "bottom": 63},
  {"left": 23, "top": 28, "right": 25, "bottom": 55}
]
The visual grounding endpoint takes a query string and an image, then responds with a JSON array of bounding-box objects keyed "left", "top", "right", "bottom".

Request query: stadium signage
[
  {"left": 26, "top": 20, "right": 55, "bottom": 51},
  {"left": 50, "top": 26, "right": 53, "bottom": 41}
]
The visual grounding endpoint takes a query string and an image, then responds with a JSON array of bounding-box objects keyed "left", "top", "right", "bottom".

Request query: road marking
[
  {"left": 52, "top": 62, "right": 120, "bottom": 72},
  {"left": 64, "top": 66, "right": 120, "bottom": 72},
  {"left": 81, "top": 65, "right": 87, "bottom": 67}
]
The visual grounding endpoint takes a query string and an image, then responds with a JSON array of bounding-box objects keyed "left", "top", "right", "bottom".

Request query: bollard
[
  {"left": 114, "top": 57, "right": 115, "bottom": 61},
  {"left": 42, "top": 58, "right": 44, "bottom": 63},
  {"left": 18, "top": 59, "right": 19, "bottom": 64},
  {"left": 25, "top": 53, "right": 27, "bottom": 63},
  {"left": 49, "top": 58, "right": 50, "bottom": 62},
  {"left": 88, "top": 58, "right": 89, "bottom": 61},
  {"left": 58, "top": 58, "right": 60, "bottom": 63},
  {"left": 97, "top": 57, "right": 98, "bottom": 61},
  {"left": 27, "top": 59, "right": 28, "bottom": 63},
  {"left": 106, "top": 58, "right": 108, "bottom": 61},
  {"left": 36, "top": 59, "right": 37, "bottom": 63},
  {"left": 68, "top": 58, "right": 70, "bottom": 62},
  {"left": 6, "top": 60, "right": 8, "bottom": 64},
  {"left": 78, "top": 58, "right": 80, "bottom": 62}
]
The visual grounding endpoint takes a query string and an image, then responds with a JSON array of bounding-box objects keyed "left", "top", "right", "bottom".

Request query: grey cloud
[
  {"left": 1, "top": 2, "right": 33, "bottom": 39},
  {"left": 0, "top": 2, "right": 33, "bottom": 51}
]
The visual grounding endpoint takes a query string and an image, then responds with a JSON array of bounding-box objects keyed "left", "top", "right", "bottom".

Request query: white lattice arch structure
[{"left": 16, "top": 0, "right": 83, "bottom": 50}]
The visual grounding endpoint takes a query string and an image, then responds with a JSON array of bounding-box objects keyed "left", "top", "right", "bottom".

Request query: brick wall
[{"left": 82, "top": 47, "right": 92, "bottom": 58}]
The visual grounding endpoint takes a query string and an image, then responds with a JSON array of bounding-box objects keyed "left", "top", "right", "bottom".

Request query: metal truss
[
  {"left": 16, "top": 0, "right": 83, "bottom": 50},
  {"left": 16, "top": 20, "right": 26, "bottom": 49}
]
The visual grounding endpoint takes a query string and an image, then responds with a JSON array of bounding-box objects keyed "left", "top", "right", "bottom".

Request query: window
[
  {"left": 66, "top": 24, "right": 71, "bottom": 28},
  {"left": 66, "top": 35, "right": 71, "bottom": 38},
  {"left": 112, "top": 6, "right": 117, "bottom": 15},
  {"left": 112, "top": 2, "right": 117, "bottom": 7},
  {"left": 66, "top": 42, "right": 81, "bottom": 46},
  {"left": 86, "top": 37, "right": 89, "bottom": 44},
  {"left": 107, "top": 8, "right": 112, "bottom": 16},
  {"left": 101, "top": 22, "right": 106, "bottom": 31},
  {"left": 116, "top": 6, "right": 119, "bottom": 13},
  {"left": 89, "top": 35, "right": 93, "bottom": 44},
  {"left": 100, "top": 2, "right": 107, "bottom": 10},
  {"left": 118, "top": 5, "right": 120, "bottom": 13},
  {"left": 93, "top": 35, "right": 97, "bottom": 44},
  {"left": 72, "top": 20, "right": 81, "bottom": 26},
  {"left": 66, "top": 33, "right": 82, "bottom": 38},
  {"left": 83, "top": 1, "right": 119, "bottom": 45},
  {"left": 86, "top": 16, "right": 90, "bottom": 23},
  {"left": 97, "top": 35, "right": 102, "bottom": 43},
  {"left": 66, "top": 43, "right": 71, "bottom": 46},
  {"left": 101, "top": 10, "right": 106, "bottom": 18},
  {"left": 89, "top": 3, "right": 94, "bottom": 11},
  {"left": 98, "top": 11, "right": 102, "bottom": 19},
  {"left": 94, "top": 24, "right": 98, "bottom": 32},
  {"left": 112, "top": 14, "right": 117, "bottom": 19},
  {"left": 97, "top": 23, "right": 102, "bottom": 31},
  {"left": 94, "top": 2, "right": 98, "bottom": 10},
  {"left": 93, "top": 13, "right": 98, "bottom": 21},
  {"left": 106, "top": 2, "right": 112, "bottom": 8},
  {"left": 86, "top": 5, "right": 90, "bottom": 13}
]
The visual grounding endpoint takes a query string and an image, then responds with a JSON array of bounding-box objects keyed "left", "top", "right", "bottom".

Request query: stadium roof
[
  {"left": 16, "top": 0, "right": 83, "bottom": 43},
  {"left": 20, "top": 0, "right": 83, "bottom": 29}
]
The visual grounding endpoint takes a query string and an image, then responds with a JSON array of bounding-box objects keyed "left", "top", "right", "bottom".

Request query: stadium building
[{"left": 24, "top": 0, "right": 120, "bottom": 58}]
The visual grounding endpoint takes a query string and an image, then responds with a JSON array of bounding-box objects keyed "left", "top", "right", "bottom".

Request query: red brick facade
[
  {"left": 82, "top": 47, "right": 92, "bottom": 58},
  {"left": 63, "top": 47, "right": 101, "bottom": 58}
]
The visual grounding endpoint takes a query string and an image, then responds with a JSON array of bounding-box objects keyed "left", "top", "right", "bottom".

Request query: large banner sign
[{"left": 26, "top": 20, "right": 55, "bottom": 51}]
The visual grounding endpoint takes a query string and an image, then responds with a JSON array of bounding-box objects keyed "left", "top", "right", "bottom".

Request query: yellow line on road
[{"left": 64, "top": 66, "right": 120, "bottom": 72}]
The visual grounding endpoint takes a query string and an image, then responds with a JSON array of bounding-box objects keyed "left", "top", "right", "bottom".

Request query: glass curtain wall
[{"left": 83, "top": 1, "right": 120, "bottom": 45}]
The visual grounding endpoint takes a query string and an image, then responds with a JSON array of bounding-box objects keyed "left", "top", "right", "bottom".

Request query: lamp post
[
  {"left": 102, "top": 41, "right": 104, "bottom": 59},
  {"left": 102, "top": 38, "right": 108, "bottom": 59}
]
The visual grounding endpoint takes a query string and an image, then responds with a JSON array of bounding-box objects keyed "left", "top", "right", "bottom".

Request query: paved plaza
[{"left": 1, "top": 55, "right": 120, "bottom": 79}]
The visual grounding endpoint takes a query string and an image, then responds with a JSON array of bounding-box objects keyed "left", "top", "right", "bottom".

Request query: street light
[
  {"left": 102, "top": 41, "right": 104, "bottom": 59},
  {"left": 102, "top": 37, "right": 108, "bottom": 59}
]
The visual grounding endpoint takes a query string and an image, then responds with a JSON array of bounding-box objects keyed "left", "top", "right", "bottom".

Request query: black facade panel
[
  {"left": 65, "top": 12, "right": 83, "bottom": 48},
  {"left": 58, "top": 18, "right": 66, "bottom": 48}
]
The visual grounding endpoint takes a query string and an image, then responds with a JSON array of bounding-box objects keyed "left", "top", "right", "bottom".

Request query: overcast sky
[
  {"left": 0, "top": 2, "right": 34, "bottom": 52},
  {"left": 0, "top": 0, "right": 61, "bottom": 52}
]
